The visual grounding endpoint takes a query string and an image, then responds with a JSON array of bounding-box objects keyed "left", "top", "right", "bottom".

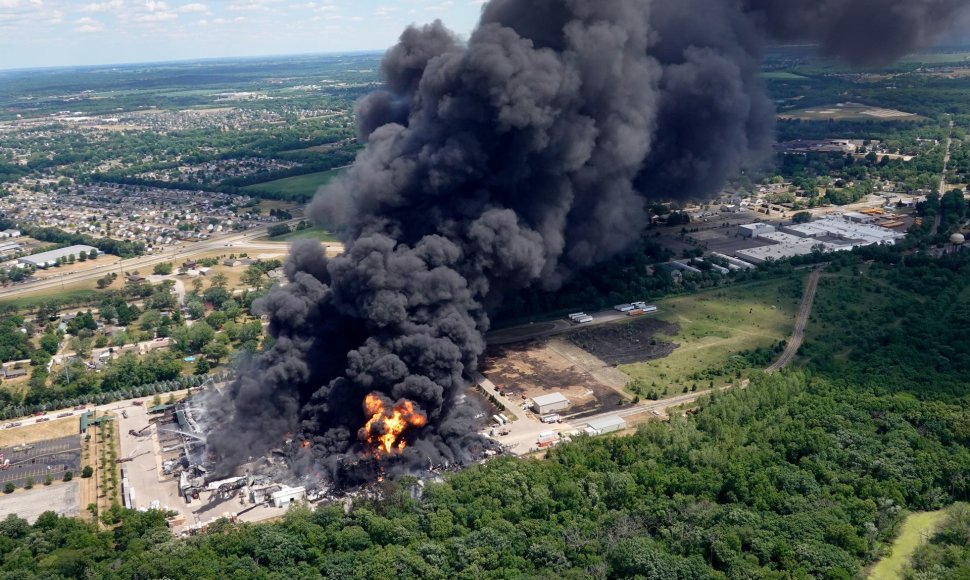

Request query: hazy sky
[{"left": 0, "top": 0, "right": 485, "bottom": 70}]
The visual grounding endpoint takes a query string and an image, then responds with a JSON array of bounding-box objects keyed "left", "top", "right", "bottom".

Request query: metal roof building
[
  {"left": 585, "top": 415, "right": 627, "bottom": 435},
  {"left": 18, "top": 245, "right": 98, "bottom": 268},
  {"left": 531, "top": 392, "right": 571, "bottom": 415}
]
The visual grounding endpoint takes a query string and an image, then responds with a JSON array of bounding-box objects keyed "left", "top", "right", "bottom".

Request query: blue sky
[{"left": 0, "top": 0, "right": 486, "bottom": 70}]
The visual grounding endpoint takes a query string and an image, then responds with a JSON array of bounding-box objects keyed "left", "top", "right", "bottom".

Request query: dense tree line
[
  {"left": 801, "top": 249, "right": 970, "bottom": 397},
  {"left": 0, "top": 367, "right": 968, "bottom": 578}
]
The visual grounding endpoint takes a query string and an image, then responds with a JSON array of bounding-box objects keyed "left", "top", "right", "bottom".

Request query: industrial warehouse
[
  {"left": 733, "top": 215, "right": 905, "bottom": 264},
  {"left": 17, "top": 245, "right": 98, "bottom": 268}
]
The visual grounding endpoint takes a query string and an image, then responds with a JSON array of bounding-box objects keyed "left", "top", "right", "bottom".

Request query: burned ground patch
[
  {"left": 567, "top": 317, "right": 680, "bottom": 366},
  {"left": 482, "top": 340, "right": 627, "bottom": 417}
]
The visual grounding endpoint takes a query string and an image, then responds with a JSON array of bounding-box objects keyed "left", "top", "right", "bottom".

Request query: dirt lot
[
  {"left": 567, "top": 317, "right": 680, "bottom": 366},
  {"left": 483, "top": 339, "right": 628, "bottom": 418}
]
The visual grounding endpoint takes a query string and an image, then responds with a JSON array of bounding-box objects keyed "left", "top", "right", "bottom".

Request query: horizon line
[{"left": 0, "top": 49, "right": 389, "bottom": 74}]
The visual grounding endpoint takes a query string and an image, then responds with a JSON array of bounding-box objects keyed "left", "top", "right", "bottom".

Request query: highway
[
  {"left": 0, "top": 220, "right": 344, "bottom": 301},
  {"left": 765, "top": 268, "right": 822, "bottom": 373}
]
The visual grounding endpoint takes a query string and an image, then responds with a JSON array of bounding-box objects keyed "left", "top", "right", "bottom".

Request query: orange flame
[
  {"left": 360, "top": 393, "right": 427, "bottom": 455},
  {"left": 301, "top": 440, "right": 310, "bottom": 449}
]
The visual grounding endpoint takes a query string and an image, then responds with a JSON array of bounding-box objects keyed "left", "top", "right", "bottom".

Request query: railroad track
[{"left": 766, "top": 268, "right": 823, "bottom": 374}]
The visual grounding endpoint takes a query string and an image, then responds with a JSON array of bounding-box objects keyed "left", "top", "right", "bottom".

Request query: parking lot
[
  {"left": 0, "top": 435, "right": 81, "bottom": 488},
  {"left": 0, "top": 482, "right": 80, "bottom": 523}
]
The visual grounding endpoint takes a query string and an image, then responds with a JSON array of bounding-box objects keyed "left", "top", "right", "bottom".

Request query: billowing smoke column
[{"left": 206, "top": 0, "right": 969, "bottom": 482}]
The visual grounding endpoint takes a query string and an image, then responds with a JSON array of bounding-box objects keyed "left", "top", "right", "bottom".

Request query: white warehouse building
[
  {"left": 585, "top": 415, "right": 627, "bottom": 435},
  {"left": 531, "top": 392, "right": 571, "bottom": 415},
  {"left": 18, "top": 245, "right": 98, "bottom": 268}
]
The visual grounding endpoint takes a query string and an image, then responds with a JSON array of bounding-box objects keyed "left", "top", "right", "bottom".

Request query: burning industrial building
[{"left": 203, "top": 0, "right": 970, "bottom": 487}]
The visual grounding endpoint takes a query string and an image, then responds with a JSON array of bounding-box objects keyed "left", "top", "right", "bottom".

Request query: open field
[
  {"left": 868, "top": 509, "right": 948, "bottom": 580},
  {"left": 261, "top": 225, "right": 338, "bottom": 243},
  {"left": 254, "top": 200, "right": 302, "bottom": 215},
  {"left": 0, "top": 417, "right": 78, "bottom": 447},
  {"left": 802, "top": 268, "right": 912, "bottom": 368},
  {"left": 899, "top": 51, "right": 970, "bottom": 65},
  {"left": 761, "top": 71, "right": 811, "bottom": 80},
  {"left": 778, "top": 102, "right": 919, "bottom": 121},
  {"left": 619, "top": 276, "right": 804, "bottom": 393},
  {"left": 242, "top": 168, "right": 346, "bottom": 199},
  {"left": 0, "top": 377, "right": 28, "bottom": 399},
  {"left": 0, "top": 282, "right": 104, "bottom": 310}
]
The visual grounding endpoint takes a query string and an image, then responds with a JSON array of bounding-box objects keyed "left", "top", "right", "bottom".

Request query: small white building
[
  {"left": 585, "top": 415, "right": 627, "bottom": 435},
  {"left": 271, "top": 486, "right": 306, "bottom": 508},
  {"left": 739, "top": 223, "right": 776, "bottom": 238},
  {"left": 0, "top": 229, "right": 20, "bottom": 238},
  {"left": 531, "top": 392, "right": 571, "bottom": 415}
]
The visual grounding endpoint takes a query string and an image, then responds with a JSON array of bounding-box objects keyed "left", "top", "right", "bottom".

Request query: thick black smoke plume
[{"left": 206, "top": 0, "right": 969, "bottom": 481}]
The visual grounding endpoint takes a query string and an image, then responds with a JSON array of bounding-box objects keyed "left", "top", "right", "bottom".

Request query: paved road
[
  {"left": 931, "top": 118, "right": 954, "bottom": 236},
  {"left": 0, "top": 219, "right": 312, "bottom": 301},
  {"left": 765, "top": 269, "right": 822, "bottom": 373}
]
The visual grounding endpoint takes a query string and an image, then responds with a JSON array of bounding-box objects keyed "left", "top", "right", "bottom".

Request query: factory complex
[{"left": 733, "top": 215, "right": 905, "bottom": 265}]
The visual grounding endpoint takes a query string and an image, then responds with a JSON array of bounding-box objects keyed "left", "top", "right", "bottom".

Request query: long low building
[
  {"left": 585, "top": 415, "right": 627, "bottom": 435},
  {"left": 780, "top": 217, "right": 905, "bottom": 245},
  {"left": 735, "top": 216, "right": 905, "bottom": 264},
  {"left": 531, "top": 392, "right": 571, "bottom": 415},
  {"left": 18, "top": 245, "right": 98, "bottom": 268}
]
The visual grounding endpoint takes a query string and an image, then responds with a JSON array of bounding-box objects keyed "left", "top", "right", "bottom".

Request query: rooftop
[
  {"left": 531, "top": 392, "right": 570, "bottom": 406},
  {"left": 18, "top": 244, "right": 98, "bottom": 266},
  {"left": 586, "top": 415, "right": 627, "bottom": 430}
]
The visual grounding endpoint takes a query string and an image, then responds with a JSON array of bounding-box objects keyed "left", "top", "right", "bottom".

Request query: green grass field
[
  {"left": 868, "top": 510, "right": 948, "bottom": 580},
  {"left": 263, "top": 225, "right": 338, "bottom": 243},
  {"left": 899, "top": 51, "right": 970, "bottom": 65},
  {"left": 242, "top": 167, "right": 346, "bottom": 200},
  {"left": 0, "top": 286, "right": 102, "bottom": 311},
  {"left": 620, "top": 275, "right": 804, "bottom": 393},
  {"left": 802, "top": 268, "right": 918, "bottom": 368},
  {"left": 778, "top": 103, "right": 920, "bottom": 121},
  {"left": 760, "top": 71, "right": 811, "bottom": 80}
]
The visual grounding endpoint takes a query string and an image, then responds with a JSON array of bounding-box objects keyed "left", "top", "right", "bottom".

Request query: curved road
[{"left": 765, "top": 268, "right": 822, "bottom": 373}]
